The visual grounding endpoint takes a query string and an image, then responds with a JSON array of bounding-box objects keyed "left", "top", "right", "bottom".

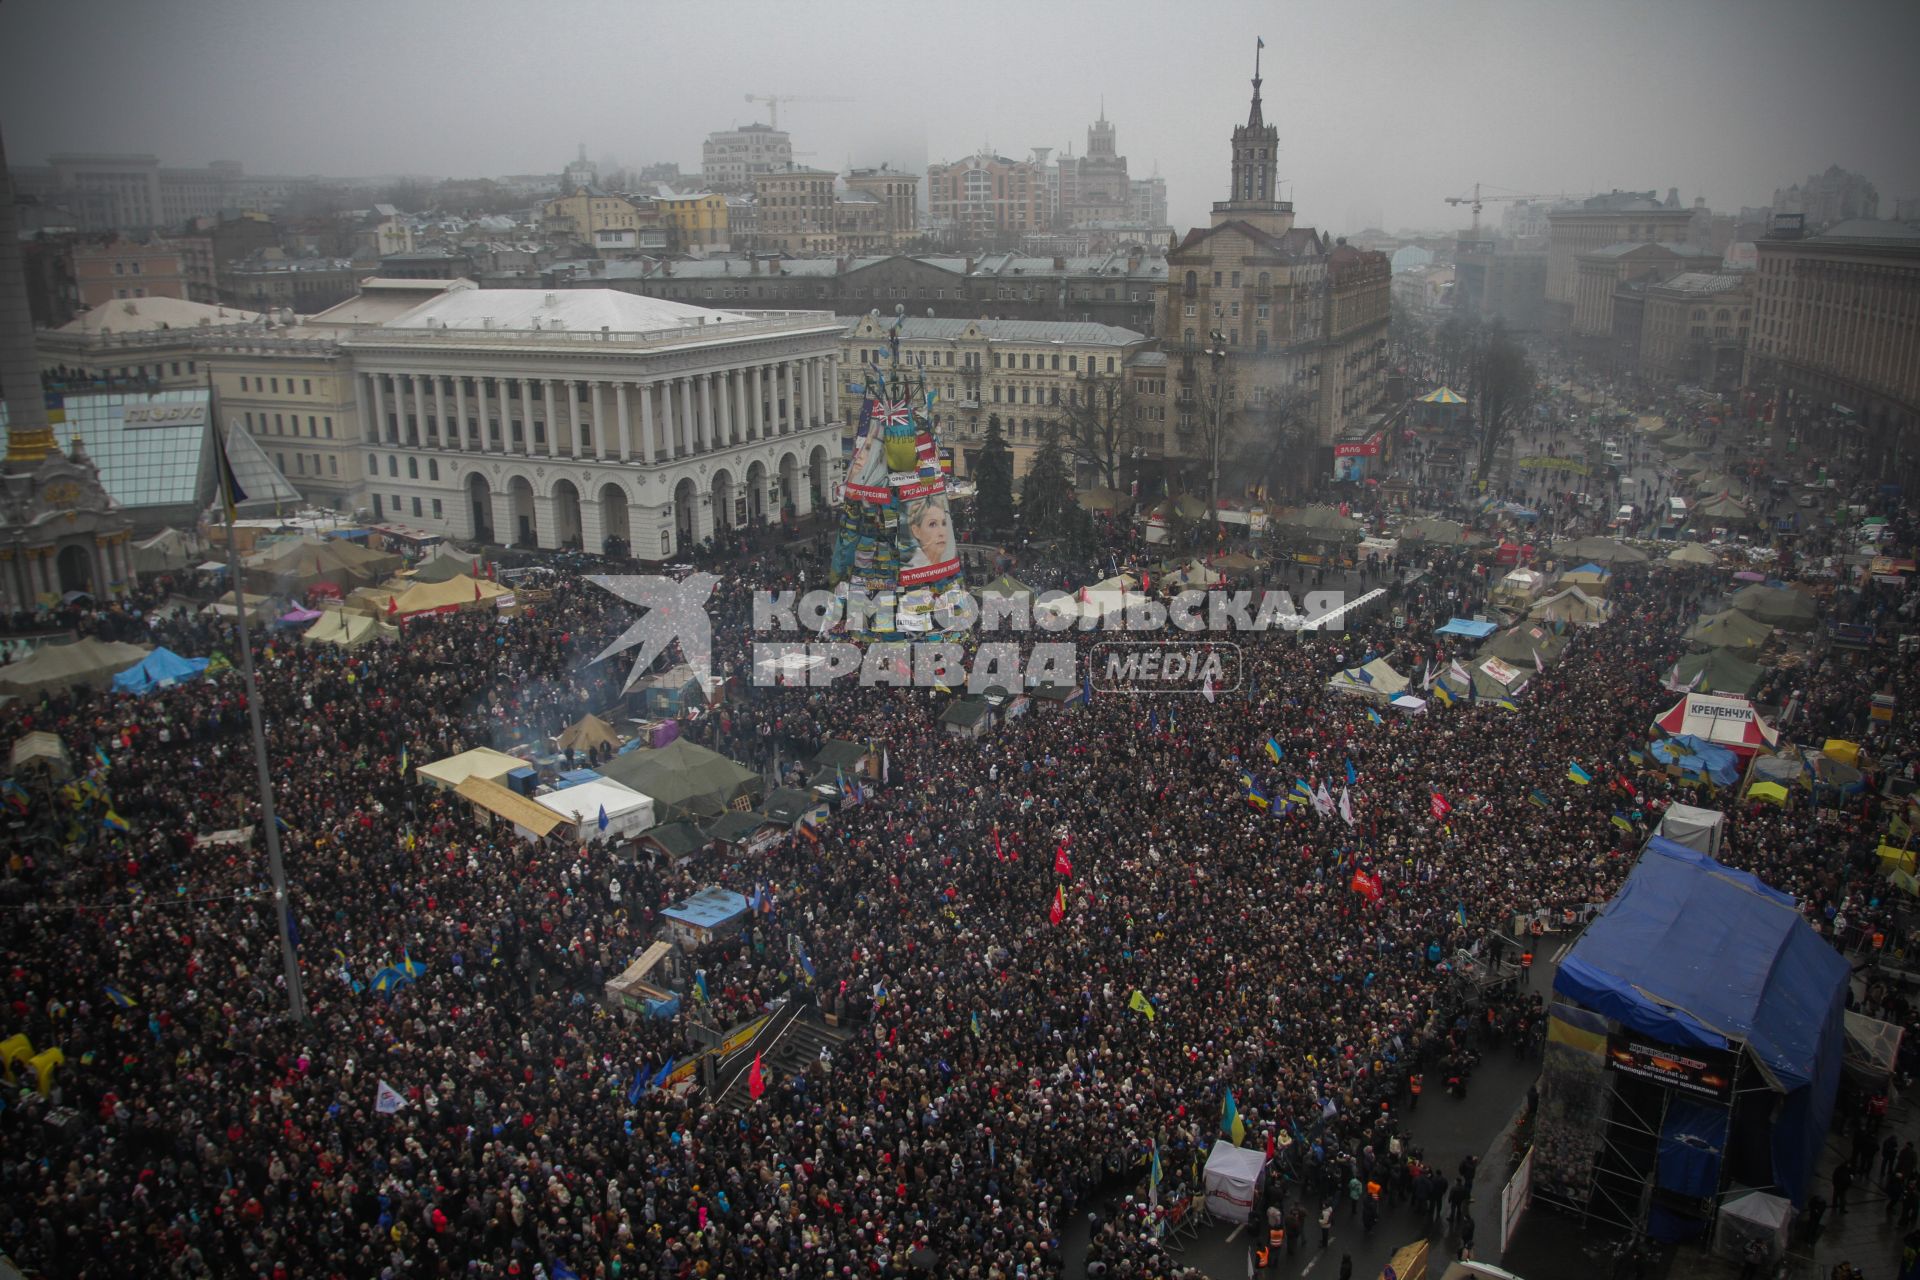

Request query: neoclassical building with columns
[{"left": 336, "top": 287, "right": 844, "bottom": 559}]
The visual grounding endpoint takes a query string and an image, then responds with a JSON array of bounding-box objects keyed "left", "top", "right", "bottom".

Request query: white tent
[
  {"left": 1201, "top": 1140, "right": 1266, "bottom": 1224},
  {"left": 1327, "top": 658, "right": 1409, "bottom": 703},
  {"left": 537, "top": 778, "right": 656, "bottom": 843},
  {"left": 1655, "top": 803, "right": 1726, "bottom": 857},
  {"left": 1712, "top": 1190, "right": 1791, "bottom": 1264}
]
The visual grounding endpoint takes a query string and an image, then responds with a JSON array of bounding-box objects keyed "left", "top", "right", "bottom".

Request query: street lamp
[{"left": 1203, "top": 329, "right": 1228, "bottom": 533}]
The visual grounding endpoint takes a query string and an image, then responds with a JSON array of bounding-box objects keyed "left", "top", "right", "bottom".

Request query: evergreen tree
[
  {"left": 1021, "top": 426, "right": 1078, "bottom": 540},
  {"left": 973, "top": 416, "right": 1015, "bottom": 536}
]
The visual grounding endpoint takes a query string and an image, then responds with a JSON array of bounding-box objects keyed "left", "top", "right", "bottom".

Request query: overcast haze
[{"left": 4, "top": 0, "right": 1917, "bottom": 233}]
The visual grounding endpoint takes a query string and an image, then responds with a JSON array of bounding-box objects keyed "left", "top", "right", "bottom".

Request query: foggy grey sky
[{"left": 4, "top": 0, "right": 1917, "bottom": 234}]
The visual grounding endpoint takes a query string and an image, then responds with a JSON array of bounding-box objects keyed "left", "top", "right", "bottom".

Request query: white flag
[
  {"left": 1421, "top": 661, "right": 1436, "bottom": 690},
  {"left": 1313, "top": 782, "right": 1335, "bottom": 817},
  {"left": 882, "top": 747, "right": 890, "bottom": 785},
  {"left": 375, "top": 1080, "right": 407, "bottom": 1114},
  {"left": 1531, "top": 646, "right": 1546, "bottom": 671},
  {"left": 1201, "top": 670, "right": 1216, "bottom": 703},
  {"left": 1339, "top": 785, "right": 1355, "bottom": 827},
  {"left": 1449, "top": 659, "right": 1471, "bottom": 688}
]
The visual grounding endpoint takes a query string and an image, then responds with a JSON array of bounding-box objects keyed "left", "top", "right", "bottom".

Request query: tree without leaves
[
  {"left": 1059, "top": 370, "right": 1140, "bottom": 491},
  {"left": 1467, "top": 321, "right": 1535, "bottom": 483},
  {"left": 972, "top": 416, "right": 1015, "bottom": 536},
  {"left": 1232, "top": 386, "right": 1319, "bottom": 505}
]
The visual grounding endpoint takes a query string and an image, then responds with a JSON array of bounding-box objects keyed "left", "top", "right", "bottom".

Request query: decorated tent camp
[
  {"left": 1481, "top": 623, "right": 1570, "bottom": 670},
  {"left": 1546, "top": 841, "right": 1847, "bottom": 1214},
  {"left": 1694, "top": 492, "right": 1757, "bottom": 524},
  {"left": 1276, "top": 505, "right": 1362, "bottom": 541},
  {"left": 0, "top": 638, "right": 151, "bottom": 696},
  {"left": 243, "top": 536, "right": 401, "bottom": 593},
  {"left": 1529, "top": 586, "right": 1610, "bottom": 628},
  {"left": 1552, "top": 536, "right": 1649, "bottom": 565},
  {"left": 1730, "top": 585, "right": 1818, "bottom": 632},
  {"left": 1654, "top": 692, "right": 1780, "bottom": 755},
  {"left": 1326, "top": 658, "right": 1408, "bottom": 703},
  {"left": 384, "top": 574, "right": 510, "bottom": 617},
  {"left": 111, "top": 647, "right": 210, "bottom": 695},
  {"left": 407, "top": 542, "right": 488, "bottom": 584},
  {"left": 1558, "top": 563, "right": 1613, "bottom": 595},
  {"left": 1684, "top": 609, "right": 1773, "bottom": 653},
  {"left": 301, "top": 608, "right": 395, "bottom": 649},
  {"left": 1665, "top": 649, "right": 1767, "bottom": 698},
  {"left": 596, "top": 738, "right": 763, "bottom": 821},
  {"left": 130, "top": 528, "right": 196, "bottom": 574},
  {"left": 555, "top": 714, "right": 624, "bottom": 754},
  {"left": 1666, "top": 542, "right": 1720, "bottom": 567}
]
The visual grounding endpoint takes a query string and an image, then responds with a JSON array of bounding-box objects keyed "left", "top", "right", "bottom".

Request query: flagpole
[{"left": 217, "top": 420, "right": 307, "bottom": 1023}]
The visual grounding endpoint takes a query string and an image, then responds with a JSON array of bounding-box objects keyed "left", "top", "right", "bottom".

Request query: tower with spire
[{"left": 1214, "top": 38, "right": 1293, "bottom": 235}]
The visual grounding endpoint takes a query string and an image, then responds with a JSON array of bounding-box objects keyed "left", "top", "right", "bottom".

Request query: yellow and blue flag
[
  {"left": 1567, "top": 762, "right": 1593, "bottom": 785},
  {"left": 1263, "top": 736, "right": 1283, "bottom": 764},
  {"left": 1129, "top": 989, "right": 1156, "bottom": 1021},
  {"left": 1492, "top": 697, "right": 1519, "bottom": 712},
  {"left": 1222, "top": 1088, "right": 1246, "bottom": 1145},
  {"left": 1150, "top": 1139, "right": 1163, "bottom": 1190},
  {"left": 1432, "top": 683, "right": 1456, "bottom": 708},
  {"left": 1365, "top": 708, "right": 1383, "bottom": 726},
  {"left": 397, "top": 746, "right": 409, "bottom": 776},
  {"left": 102, "top": 810, "right": 131, "bottom": 834},
  {"left": 102, "top": 983, "right": 137, "bottom": 1008}
]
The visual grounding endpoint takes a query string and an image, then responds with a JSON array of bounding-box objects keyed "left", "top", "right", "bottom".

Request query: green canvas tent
[
  {"left": 1683, "top": 608, "right": 1774, "bottom": 652},
  {"left": 597, "top": 739, "right": 763, "bottom": 821},
  {"left": 1668, "top": 649, "right": 1767, "bottom": 698},
  {"left": 1730, "top": 584, "right": 1818, "bottom": 631}
]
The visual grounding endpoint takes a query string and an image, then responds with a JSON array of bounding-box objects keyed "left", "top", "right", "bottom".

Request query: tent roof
[
  {"left": 9, "top": 731, "right": 70, "bottom": 774},
  {"left": 455, "top": 775, "right": 568, "bottom": 836},
  {"left": 1668, "top": 649, "right": 1766, "bottom": 698},
  {"left": 1328, "top": 658, "right": 1409, "bottom": 701},
  {"left": 1481, "top": 624, "right": 1569, "bottom": 668},
  {"left": 555, "top": 714, "right": 624, "bottom": 752},
  {"left": 0, "top": 638, "right": 151, "bottom": 696},
  {"left": 387, "top": 574, "right": 509, "bottom": 615},
  {"left": 763, "top": 786, "right": 819, "bottom": 824},
  {"left": 1552, "top": 536, "right": 1648, "bottom": 564},
  {"left": 1684, "top": 608, "right": 1774, "bottom": 651},
  {"left": 1400, "top": 516, "right": 1482, "bottom": 545},
  {"left": 1556, "top": 838, "right": 1847, "bottom": 1092},
  {"left": 536, "top": 778, "right": 650, "bottom": 825},
  {"left": 596, "top": 739, "right": 761, "bottom": 819},
  {"left": 1418, "top": 386, "right": 1465, "bottom": 404},
  {"left": 301, "top": 608, "right": 392, "bottom": 648},
  {"left": 1529, "top": 586, "right": 1609, "bottom": 627},
  {"left": 812, "top": 739, "right": 869, "bottom": 768},
  {"left": 638, "top": 821, "right": 709, "bottom": 856},
  {"left": 1655, "top": 692, "right": 1780, "bottom": 752},
  {"left": 1435, "top": 617, "right": 1499, "bottom": 639},
  {"left": 1730, "top": 584, "right": 1818, "bottom": 630},
  {"left": 707, "top": 809, "right": 780, "bottom": 842},
  {"left": 1666, "top": 542, "right": 1720, "bottom": 566},
  {"left": 416, "top": 747, "right": 528, "bottom": 789},
  {"left": 407, "top": 542, "right": 483, "bottom": 583},
  {"left": 111, "top": 647, "right": 209, "bottom": 694}
]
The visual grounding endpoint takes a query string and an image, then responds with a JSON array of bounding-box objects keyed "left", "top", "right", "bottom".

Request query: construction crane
[
  {"left": 743, "top": 93, "right": 853, "bottom": 131},
  {"left": 1444, "top": 183, "right": 1562, "bottom": 238}
]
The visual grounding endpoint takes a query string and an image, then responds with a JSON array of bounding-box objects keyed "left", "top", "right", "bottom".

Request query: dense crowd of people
[{"left": 0, "top": 356, "right": 1916, "bottom": 1280}]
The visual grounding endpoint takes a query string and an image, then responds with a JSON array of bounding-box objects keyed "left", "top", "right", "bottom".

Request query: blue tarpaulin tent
[
  {"left": 1554, "top": 838, "right": 1848, "bottom": 1208},
  {"left": 111, "top": 647, "right": 209, "bottom": 695},
  {"left": 1435, "top": 617, "right": 1499, "bottom": 639},
  {"left": 1650, "top": 735, "right": 1743, "bottom": 786}
]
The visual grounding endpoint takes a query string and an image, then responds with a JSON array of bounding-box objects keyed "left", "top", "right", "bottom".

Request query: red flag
[
  {"left": 748, "top": 1051, "right": 765, "bottom": 1100},
  {"left": 1053, "top": 843, "right": 1072, "bottom": 878},
  {"left": 1265, "top": 1131, "right": 1276, "bottom": 1160},
  {"left": 992, "top": 824, "right": 1004, "bottom": 861},
  {"left": 1429, "top": 791, "right": 1451, "bottom": 821},
  {"left": 487, "top": 561, "right": 496, "bottom": 580},
  {"left": 474, "top": 580, "right": 482, "bottom": 602},
  {"left": 1048, "top": 886, "right": 1065, "bottom": 926},
  {"left": 387, "top": 596, "right": 398, "bottom": 617}
]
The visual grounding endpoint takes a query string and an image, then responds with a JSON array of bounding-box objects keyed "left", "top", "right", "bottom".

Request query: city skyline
[{"left": 3, "top": 0, "right": 1918, "bottom": 235}]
